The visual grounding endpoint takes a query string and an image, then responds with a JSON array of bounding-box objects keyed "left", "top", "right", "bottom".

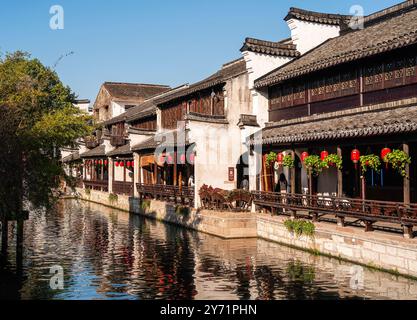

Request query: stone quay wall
[{"left": 73, "top": 189, "right": 417, "bottom": 279}]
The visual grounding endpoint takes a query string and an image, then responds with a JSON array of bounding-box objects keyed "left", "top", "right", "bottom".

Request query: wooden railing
[
  {"left": 83, "top": 180, "right": 109, "bottom": 192},
  {"left": 113, "top": 181, "right": 134, "bottom": 196},
  {"left": 137, "top": 183, "right": 195, "bottom": 206},
  {"left": 252, "top": 191, "right": 417, "bottom": 237}
]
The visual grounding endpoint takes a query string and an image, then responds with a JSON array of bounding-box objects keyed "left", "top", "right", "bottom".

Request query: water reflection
[{"left": 1, "top": 199, "right": 417, "bottom": 300}]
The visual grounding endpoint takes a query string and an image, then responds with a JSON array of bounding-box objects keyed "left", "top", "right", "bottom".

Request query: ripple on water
[{"left": 1, "top": 199, "right": 417, "bottom": 300}]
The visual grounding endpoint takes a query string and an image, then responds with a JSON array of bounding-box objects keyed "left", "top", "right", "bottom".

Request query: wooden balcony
[
  {"left": 113, "top": 181, "right": 134, "bottom": 196},
  {"left": 83, "top": 180, "right": 109, "bottom": 192},
  {"left": 252, "top": 191, "right": 417, "bottom": 238},
  {"left": 110, "top": 135, "right": 126, "bottom": 147},
  {"left": 137, "top": 183, "right": 194, "bottom": 206}
]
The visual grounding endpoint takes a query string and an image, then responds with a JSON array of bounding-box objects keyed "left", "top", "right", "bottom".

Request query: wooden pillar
[
  {"left": 1, "top": 216, "right": 8, "bottom": 257},
  {"left": 337, "top": 146, "right": 343, "bottom": 197},
  {"left": 337, "top": 216, "right": 345, "bottom": 227},
  {"left": 133, "top": 153, "right": 140, "bottom": 198},
  {"left": 290, "top": 151, "right": 296, "bottom": 194},
  {"left": 403, "top": 143, "right": 410, "bottom": 205},
  {"left": 108, "top": 158, "right": 114, "bottom": 194},
  {"left": 153, "top": 162, "right": 157, "bottom": 185},
  {"left": 173, "top": 151, "right": 177, "bottom": 187},
  {"left": 16, "top": 213, "right": 24, "bottom": 270}
]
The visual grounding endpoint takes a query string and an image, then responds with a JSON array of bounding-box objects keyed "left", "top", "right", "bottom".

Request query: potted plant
[
  {"left": 304, "top": 155, "right": 325, "bottom": 176},
  {"left": 360, "top": 154, "right": 381, "bottom": 173},
  {"left": 384, "top": 149, "right": 412, "bottom": 177},
  {"left": 265, "top": 152, "right": 277, "bottom": 168},
  {"left": 283, "top": 154, "right": 295, "bottom": 168},
  {"left": 322, "top": 154, "right": 343, "bottom": 170}
]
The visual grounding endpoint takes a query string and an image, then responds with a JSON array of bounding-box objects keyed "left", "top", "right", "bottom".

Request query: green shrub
[
  {"left": 265, "top": 152, "right": 277, "bottom": 168},
  {"left": 141, "top": 200, "right": 151, "bottom": 211},
  {"left": 284, "top": 219, "right": 315, "bottom": 238},
  {"left": 385, "top": 149, "right": 412, "bottom": 177},
  {"left": 360, "top": 154, "right": 381, "bottom": 173},
  {"left": 108, "top": 193, "right": 118, "bottom": 204},
  {"left": 283, "top": 155, "right": 295, "bottom": 168},
  {"left": 175, "top": 205, "right": 190, "bottom": 216}
]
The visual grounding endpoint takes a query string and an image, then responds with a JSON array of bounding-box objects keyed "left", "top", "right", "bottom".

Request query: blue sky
[{"left": 0, "top": 0, "right": 400, "bottom": 101}]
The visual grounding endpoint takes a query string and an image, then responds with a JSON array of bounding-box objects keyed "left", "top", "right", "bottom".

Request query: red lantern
[
  {"left": 381, "top": 148, "right": 391, "bottom": 161},
  {"left": 120, "top": 161, "right": 125, "bottom": 167},
  {"left": 99, "top": 160, "right": 103, "bottom": 166},
  {"left": 167, "top": 154, "right": 173, "bottom": 164},
  {"left": 301, "top": 152, "right": 309, "bottom": 163},
  {"left": 321, "top": 150, "right": 329, "bottom": 161},
  {"left": 104, "top": 160, "right": 108, "bottom": 166},
  {"left": 131, "top": 161, "right": 134, "bottom": 167},
  {"left": 277, "top": 153, "right": 284, "bottom": 164},
  {"left": 159, "top": 155, "right": 165, "bottom": 164},
  {"left": 180, "top": 154, "right": 186, "bottom": 164},
  {"left": 115, "top": 161, "right": 119, "bottom": 167},
  {"left": 381, "top": 147, "right": 391, "bottom": 169},
  {"left": 351, "top": 149, "right": 360, "bottom": 164}
]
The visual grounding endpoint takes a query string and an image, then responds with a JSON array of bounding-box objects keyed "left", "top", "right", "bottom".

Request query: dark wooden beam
[
  {"left": 337, "top": 146, "right": 343, "bottom": 197},
  {"left": 404, "top": 143, "right": 411, "bottom": 205}
]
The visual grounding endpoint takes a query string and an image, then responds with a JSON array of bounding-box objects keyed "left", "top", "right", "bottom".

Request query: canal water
[{"left": 1, "top": 199, "right": 417, "bottom": 300}]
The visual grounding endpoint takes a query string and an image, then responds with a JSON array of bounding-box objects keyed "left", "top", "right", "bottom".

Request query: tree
[{"left": 0, "top": 51, "right": 93, "bottom": 220}]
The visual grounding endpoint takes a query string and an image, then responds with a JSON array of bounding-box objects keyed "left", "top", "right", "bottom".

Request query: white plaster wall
[
  {"left": 114, "top": 165, "right": 125, "bottom": 182},
  {"left": 287, "top": 19, "right": 340, "bottom": 55},
  {"left": 111, "top": 101, "right": 126, "bottom": 118},
  {"left": 129, "top": 132, "right": 154, "bottom": 147},
  {"left": 242, "top": 51, "right": 293, "bottom": 90},
  {"left": 75, "top": 102, "right": 92, "bottom": 115}
]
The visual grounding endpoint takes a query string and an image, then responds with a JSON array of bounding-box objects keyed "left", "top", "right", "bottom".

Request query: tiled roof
[
  {"left": 240, "top": 38, "right": 300, "bottom": 57},
  {"left": 103, "top": 82, "right": 171, "bottom": 102},
  {"left": 154, "top": 58, "right": 247, "bottom": 105},
  {"left": 256, "top": 3, "right": 417, "bottom": 88},
  {"left": 106, "top": 143, "right": 132, "bottom": 157},
  {"left": 62, "top": 151, "right": 80, "bottom": 163},
  {"left": 103, "top": 100, "right": 156, "bottom": 126},
  {"left": 131, "top": 130, "right": 190, "bottom": 152},
  {"left": 250, "top": 99, "right": 417, "bottom": 146},
  {"left": 80, "top": 145, "right": 106, "bottom": 158},
  {"left": 284, "top": 7, "right": 352, "bottom": 25},
  {"left": 131, "top": 136, "right": 159, "bottom": 152}
]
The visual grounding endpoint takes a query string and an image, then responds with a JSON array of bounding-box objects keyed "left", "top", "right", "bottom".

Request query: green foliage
[
  {"left": 284, "top": 219, "right": 316, "bottom": 238},
  {"left": 141, "top": 200, "right": 151, "bottom": 211},
  {"left": 108, "top": 193, "right": 118, "bottom": 204},
  {"left": 283, "top": 155, "right": 295, "bottom": 168},
  {"left": 360, "top": 154, "right": 381, "bottom": 173},
  {"left": 385, "top": 149, "right": 412, "bottom": 177},
  {"left": 0, "top": 51, "right": 94, "bottom": 214},
  {"left": 322, "top": 154, "right": 343, "bottom": 170},
  {"left": 286, "top": 261, "right": 316, "bottom": 283},
  {"left": 175, "top": 205, "right": 190, "bottom": 216},
  {"left": 265, "top": 152, "right": 277, "bottom": 168},
  {"left": 304, "top": 155, "right": 325, "bottom": 176}
]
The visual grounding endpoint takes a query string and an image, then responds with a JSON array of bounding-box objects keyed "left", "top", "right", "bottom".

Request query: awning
[
  {"left": 250, "top": 102, "right": 417, "bottom": 146},
  {"left": 62, "top": 151, "right": 80, "bottom": 163},
  {"left": 140, "top": 155, "right": 155, "bottom": 167},
  {"left": 106, "top": 143, "right": 132, "bottom": 157},
  {"left": 80, "top": 145, "right": 106, "bottom": 158}
]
